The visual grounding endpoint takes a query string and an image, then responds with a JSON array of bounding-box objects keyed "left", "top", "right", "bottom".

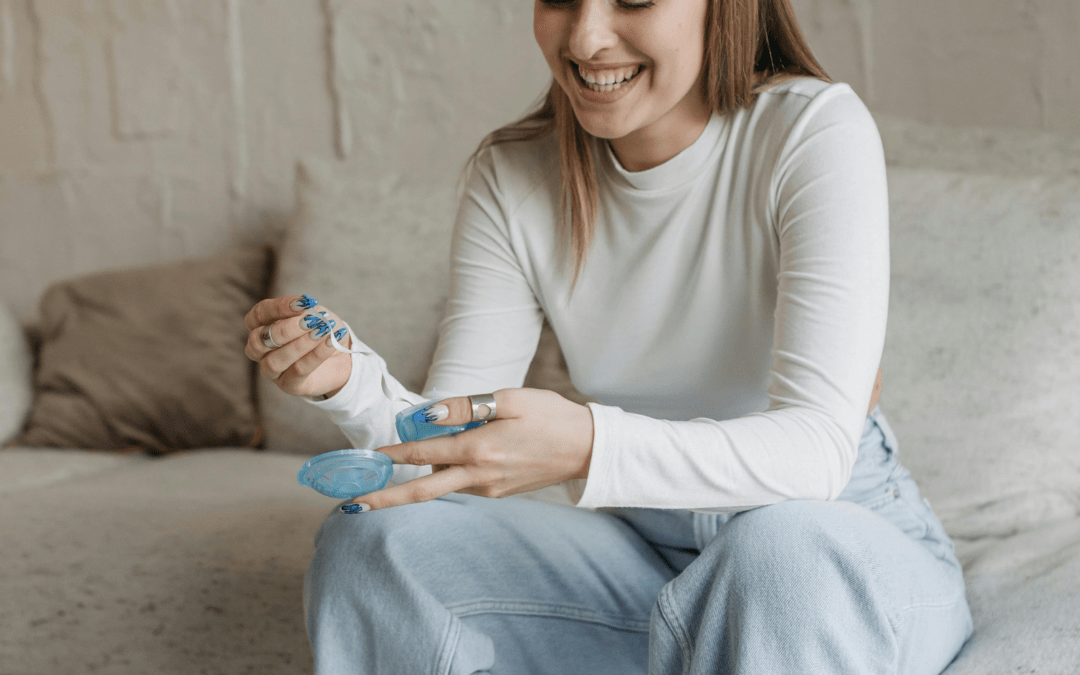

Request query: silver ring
[
  {"left": 469, "top": 393, "right": 497, "bottom": 422},
  {"left": 261, "top": 325, "right": 281, "bottom": 349}
]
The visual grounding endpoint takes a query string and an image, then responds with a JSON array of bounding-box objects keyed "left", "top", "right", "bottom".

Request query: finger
[
  {"left": 243, "top": 294, "right": 320, "bottom": 331},
  {"left": 258, "top": 325, "right": 324, "bottom": 379},
  {"left": 377, "top": 434, "right": 472, "bottom": 468},
  {"left": 246, "top": 305, "right": 345, "bottom": 361},
  {"left": 278, "top": 326, "right": 352, "bottom": 382},
  {"left": 418, "top": 390, "right": 514, "bottom": 427},
  {"left": 347, "top": 466, "right": 474, "bottom": 511}
]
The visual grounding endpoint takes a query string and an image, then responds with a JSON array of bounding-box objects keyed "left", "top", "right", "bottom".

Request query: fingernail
[
  {"left": 302, "top": 313, "right": 323, "bottom": 329},
  {"left": 318, "top": 311, "right": 328, "bottom": 317},
  {"left": 310, "top": 322, "right": 330, "bottom": 339},
  {"left": 420, "top": 404, "right": 449, "bottom": 422},
  {"left": 333, "top": 327, "right": 348, "bottom": 341},
  {"left": 291, "top": 294, "right": 318, "bottom": 311},
  {"left": 340, "top": 503, "right": 370, "bottom": 514}
]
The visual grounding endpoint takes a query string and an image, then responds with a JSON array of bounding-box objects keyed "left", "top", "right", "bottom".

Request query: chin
[{"left": 572, "top": 111, "right": 638, "bottom": 141}]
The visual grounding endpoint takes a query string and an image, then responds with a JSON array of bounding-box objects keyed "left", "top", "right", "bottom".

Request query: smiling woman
[{"left": 247, "top": 0, "right": 973, "bottom": 672}]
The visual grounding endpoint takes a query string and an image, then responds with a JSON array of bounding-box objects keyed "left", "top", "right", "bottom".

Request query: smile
[{"left": 573, "top": 62, "right": 644, "bottom": 93}]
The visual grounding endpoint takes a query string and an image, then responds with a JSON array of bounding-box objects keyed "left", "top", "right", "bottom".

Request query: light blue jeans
[{"left": 304, "top": 407, "right": 973, "bottom": 674}]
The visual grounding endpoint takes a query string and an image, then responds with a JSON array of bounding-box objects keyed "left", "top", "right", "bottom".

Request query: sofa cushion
[
  {"left": 883, "top": 167, "right": 1080, "bottom": 537},
  {"left": 263, "top": 159, "right": 587, "bottom": 454},
  {"left": 943, "top": 519, "right": 1080, "bottom": 673},
  {"left": 17, "top": 247, "right": 273, "bottom": 453},
  {"left": 0, "top": 301, "right": 33, "bottom": 445}
]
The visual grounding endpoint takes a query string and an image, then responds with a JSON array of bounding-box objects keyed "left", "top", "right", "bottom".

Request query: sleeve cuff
[{"left": 567, "top": 401, "right": 618, "bottom": 508}]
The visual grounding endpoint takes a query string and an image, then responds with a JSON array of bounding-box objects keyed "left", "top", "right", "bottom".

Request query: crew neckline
[{"left": 600, "top": 111, "right": 727, "bottom": 192}]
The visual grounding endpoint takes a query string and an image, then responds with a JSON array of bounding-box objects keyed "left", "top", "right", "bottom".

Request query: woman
[{"left": 245, "top": 0, "right": 973, "bottom": 672}]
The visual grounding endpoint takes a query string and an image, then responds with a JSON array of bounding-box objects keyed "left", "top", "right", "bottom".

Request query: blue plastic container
[
  {"left": 297, "top": 448, "right": 394, "bottom": 499},
  {"left": 395, "top": 399, "right": 486, "bottom": 443}
]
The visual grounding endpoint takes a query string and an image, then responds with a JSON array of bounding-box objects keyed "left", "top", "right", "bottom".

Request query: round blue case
[{"left": 297, "top": 449, "right": 394, "bottom": 499}]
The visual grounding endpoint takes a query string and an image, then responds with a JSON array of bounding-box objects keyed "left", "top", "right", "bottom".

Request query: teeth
[{"left": 576, "top": 63, "right": 641, "bottom": 92}]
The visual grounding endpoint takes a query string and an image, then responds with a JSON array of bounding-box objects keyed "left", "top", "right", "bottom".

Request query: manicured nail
[
  {"left": 340, "top": 503, "right": 370, "bottom": 514},
  {"left": 310, "top": 322, "right": 330, "bottom": 339},
  {"left": 302, "top": 313, "right": 323, "bottom": 329},
  {"left": 420, "top": 404, "right": 449, "bottom": 423},
  {"left": 291, "top": 294, "right": 318, "bottom": 311},
  {"left": 333, "top": 327, "right": 348, "bottom": 341},
  {"left": 318, "top": 311, "right": 328, "bottom": 317}
]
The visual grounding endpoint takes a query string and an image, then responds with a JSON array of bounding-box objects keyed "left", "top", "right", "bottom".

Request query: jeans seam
[
  {"left": 899, "top": 591, "right": 969, "bottom": 614},
  {"left": 445, "top": 599, "right": 651, "bottom": 633},
  {"left": 434, "top": 613, "right": 460, "bottom": 675},
  {"left": 657, "top": 586, "right": 694, "bottom": 674}
]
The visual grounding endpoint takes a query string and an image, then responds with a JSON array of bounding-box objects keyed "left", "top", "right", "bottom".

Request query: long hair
[{"left": 464, "top": 0, "right": 829, "bottom": 288}]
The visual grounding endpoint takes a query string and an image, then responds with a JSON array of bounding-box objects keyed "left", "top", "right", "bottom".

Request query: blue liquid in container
[{"left": 395, "top": 399, "right": 486, "bottom": 442}]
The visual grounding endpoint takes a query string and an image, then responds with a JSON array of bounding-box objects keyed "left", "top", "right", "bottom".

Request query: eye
[{"left": 538, "top": 0, "right": 656, "bottom": 8}]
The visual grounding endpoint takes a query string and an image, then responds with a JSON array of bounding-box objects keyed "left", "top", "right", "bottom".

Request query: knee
[
  {"left": 307, "top": 500, "right": 451, "bottom": 595},
  {"left": 711, "top": 500, "right": 884, "bottom": 600}
]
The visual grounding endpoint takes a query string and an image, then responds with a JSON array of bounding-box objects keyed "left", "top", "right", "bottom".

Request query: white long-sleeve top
[{"left": 311, "top": 78, "right": 890, "bottom": 512}]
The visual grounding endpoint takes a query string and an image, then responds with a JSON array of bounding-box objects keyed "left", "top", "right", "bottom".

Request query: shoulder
[
  {"left": 732, "top": 78, "right": 881, "bottom": 175},
  {"left": 750, "top": 77, "right": 878, "bottom": 145},
  {"left": 468, "top": 132, "right": 561, "bottom": 218}
]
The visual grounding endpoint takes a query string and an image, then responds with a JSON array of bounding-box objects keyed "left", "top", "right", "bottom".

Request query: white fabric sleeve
[
  {"left": 305, "top": 343, "right": 429, "bottom": 484},
  {"left": 572, "top": 91, "right": 890, "bottom": 511},
  {"left": 423, "top": 150, "right": 546, "bottom": 399},
  {"left": 306, "top": 149, "right": 545, "bottom": 484}
]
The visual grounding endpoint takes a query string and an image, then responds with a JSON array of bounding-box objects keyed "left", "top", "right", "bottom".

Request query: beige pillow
[
  {"left": 262, "top": 159, "right": 586, "bottom": 454},
  {"left": 18, "top": 247, "right": 272, "bottom": 453}
]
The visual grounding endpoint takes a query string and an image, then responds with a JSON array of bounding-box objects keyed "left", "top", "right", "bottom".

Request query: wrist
[{"left": 572, "top": 402, "right": 594, "bottom": 480}]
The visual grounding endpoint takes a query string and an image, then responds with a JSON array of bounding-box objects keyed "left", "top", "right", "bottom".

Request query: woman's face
[{"left": 534, "top": 0, "right": 710, "bottom": 142}]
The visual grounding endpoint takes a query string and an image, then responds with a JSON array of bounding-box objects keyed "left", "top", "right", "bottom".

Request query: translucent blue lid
[
  {"left": 395, "top": 399, "right": 485, "bottom": 443},
  {"left": 297, "top": 449, "right": 393, "bottom": 499}
]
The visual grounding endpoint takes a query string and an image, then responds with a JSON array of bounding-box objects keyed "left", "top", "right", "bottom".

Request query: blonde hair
[{"left": 465, "top": 0, "right": 829, "bottom": 288}]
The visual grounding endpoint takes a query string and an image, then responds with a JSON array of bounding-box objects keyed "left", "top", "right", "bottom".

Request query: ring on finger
[
  {"left": 469, "top": 393, "right": 497, "bottom": 422},
  {"left": 261, "top": 325, "right": 281, "bottom": 349}
]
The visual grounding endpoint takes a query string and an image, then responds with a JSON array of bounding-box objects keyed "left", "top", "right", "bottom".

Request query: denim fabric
[{"left": 304, "top": 407, "right": 973, "bottom": 674}]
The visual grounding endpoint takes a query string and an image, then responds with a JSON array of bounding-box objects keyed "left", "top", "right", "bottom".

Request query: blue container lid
[{"left": 297, "top": 449, "right": 393, "bottom": 499}]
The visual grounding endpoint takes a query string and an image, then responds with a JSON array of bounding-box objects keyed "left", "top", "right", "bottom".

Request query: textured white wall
[
  {"left": 791, "top": 0, "right": 1080, "bottom": 135},
  {"left": 1, "top": 0, "right": 1077, "bottom": 321},
  {"left": 0, "top": 0, "right": 548, "bottom": 322}
]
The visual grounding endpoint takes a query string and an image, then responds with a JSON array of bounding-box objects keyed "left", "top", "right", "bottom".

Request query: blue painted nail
[
  {"left": 303, "top": 314, "right": 322, "bottom": 329},
  {"left": 333, "top": 327, "right": 348, "bottom": 341},
  {"left": 340, "top": 503, "right": 370, "bottom": 514},
  {"left": 291, "top": 294, "right": 318, "bottom": 311},
  {"left": 414, "top": 404, "right": 449, "bottom": 423}
]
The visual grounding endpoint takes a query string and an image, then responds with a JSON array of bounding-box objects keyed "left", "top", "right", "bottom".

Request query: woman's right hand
[{"left": 244, "top": 294, "right": 353, "bottom": 399}]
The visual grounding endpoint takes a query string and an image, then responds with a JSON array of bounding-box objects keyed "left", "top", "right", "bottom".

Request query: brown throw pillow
[{"left": 18, "top": 247, "right": 273, "bottom": 453}]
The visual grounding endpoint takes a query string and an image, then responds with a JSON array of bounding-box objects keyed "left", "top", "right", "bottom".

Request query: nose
[{"left": 568, "top": 0, "right": 618, "bottom": 61}]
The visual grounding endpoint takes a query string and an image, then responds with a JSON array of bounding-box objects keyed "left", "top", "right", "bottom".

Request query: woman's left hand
[{"left": 348, "top": 389, "right": 594, "bottom": 511}]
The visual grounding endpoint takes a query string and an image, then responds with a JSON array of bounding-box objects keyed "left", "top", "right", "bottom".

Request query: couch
[{"left": 2, "top": 115, "right": 1078, "bottom": 674}]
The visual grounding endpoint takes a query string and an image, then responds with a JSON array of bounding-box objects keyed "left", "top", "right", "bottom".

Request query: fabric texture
[
  {"left": 262, "top": 159, "right": 589, "bottom": 455},
  {"left": 305, "top": 409, "right": 972, "bottom": 675},
  {"left": 0, "top": 301, "right": 33, "bottom": 446},
  {"left": 312, "top": 78, "right": 890, "bottom": 509},
  {"left": 881, "top": 167, "right": 1080, "bottom": 536},
  {"left": 17, "top": 247, "right": 272, "bottom": 453}
]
